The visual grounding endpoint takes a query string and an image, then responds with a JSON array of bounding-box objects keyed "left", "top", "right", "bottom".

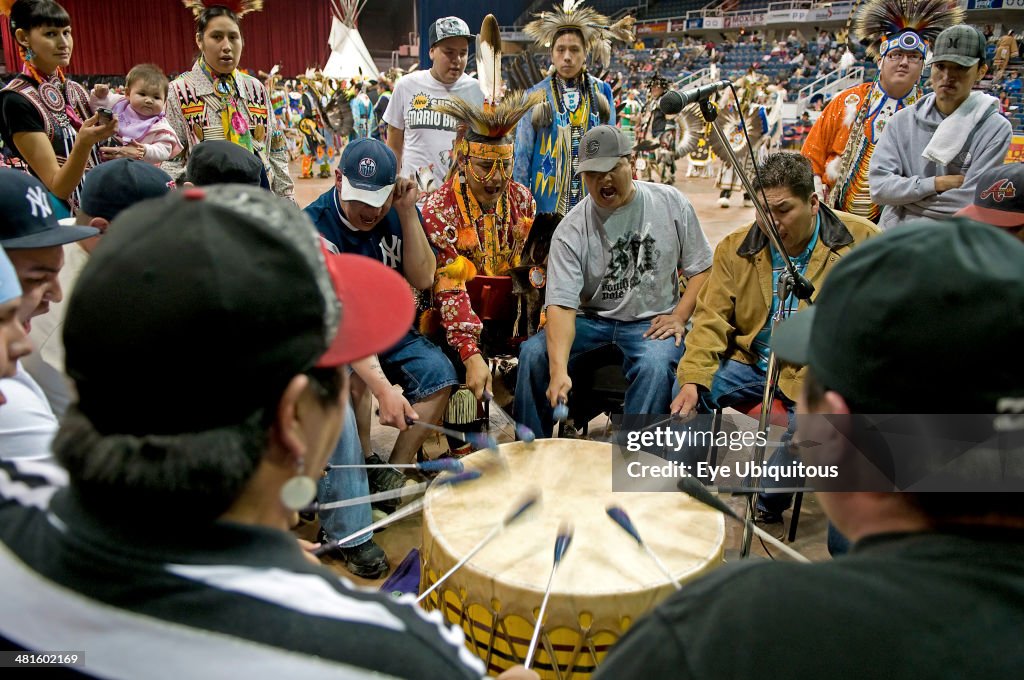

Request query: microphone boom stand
[{"left": 696, "top": 95, "right": 814, "bottom": 558}]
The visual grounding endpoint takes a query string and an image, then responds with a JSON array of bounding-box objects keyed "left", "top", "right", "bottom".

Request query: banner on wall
[
  {"left": 724, "top": 13, "right": 764, "bottom": 29},
  {"left": 1005, "top": 135, "right": 1024, "bottom": 163},
  {"left": 704, "top": 17, "right": 724, "bottom": 29},
  {"left": 638, "top": 21, "right": 671, "bottom": 34}
]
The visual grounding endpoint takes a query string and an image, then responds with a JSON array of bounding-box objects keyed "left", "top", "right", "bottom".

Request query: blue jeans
[
  {"left": 379, "top": 330, "right": 458, "bottom": 403},
  {"left": 514, "top": 316, "right": 683, "bottom": 437},
  {"left": 710, "top": 360, "right": 797, "bottom": 516},
  {"left": 317, "top": 402, "right": 372, "bottom": 548}
]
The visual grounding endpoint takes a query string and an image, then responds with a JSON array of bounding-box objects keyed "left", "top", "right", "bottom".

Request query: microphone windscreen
[{"left": 659, "top": 90, "right": 684, "bottom": 115}]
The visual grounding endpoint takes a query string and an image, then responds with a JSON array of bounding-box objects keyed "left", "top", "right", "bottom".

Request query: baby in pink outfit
[{"left": 91, "top": 64, "right": 182, "bottom": 165}]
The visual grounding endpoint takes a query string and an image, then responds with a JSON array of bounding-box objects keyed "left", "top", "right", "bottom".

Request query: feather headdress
[
  {"left": 182, "top": 1, "right": 265, "bottom": 19},
  {"left": 525, "top": 1, "right": 636, "bottom": 66},
  {"left": 854, "top": 0, "right": 963, "bottom": 58},
  {"left": 437, "top": 90, "right": 546, "bottom": 141},
  {"left": 476, "top": 14, "right": 503, "bottom": 105}
]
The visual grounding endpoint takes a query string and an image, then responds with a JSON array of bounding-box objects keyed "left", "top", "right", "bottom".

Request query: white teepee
[{"left": 323, "top": 0, "right": 379, "bottom": 80}]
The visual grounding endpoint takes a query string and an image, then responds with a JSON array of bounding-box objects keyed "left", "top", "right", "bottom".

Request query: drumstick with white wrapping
[
  {"left": 406, "top": 417, "right": 500, "bottom": 452},
  {"left": 483, "top": 390, "right": 536, "bottom": 442},
  {"left": 325, "top": 458, "right": 464, "bottom": 474},
  {"left": 417, "top": 491, "right": 541, "bottom": 605},
  {"left": 314, "top": 498, "right": 425, "bottom": 557},
  {"left": 525, "top": 521, "right": 574, "bottom": 669},
  {"left": 605, "top": 505, "right": 682, "bottom": 590},
  {"left": 676, "top": 476, "right": 810, "bottom": 563},
  {"left": 302, "top": 470, "right": 481, "bottom": 513}
]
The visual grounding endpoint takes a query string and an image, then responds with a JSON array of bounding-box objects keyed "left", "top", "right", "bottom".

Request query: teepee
[{"left": 323, "top": 0, "right": 379, "bottom": 80}]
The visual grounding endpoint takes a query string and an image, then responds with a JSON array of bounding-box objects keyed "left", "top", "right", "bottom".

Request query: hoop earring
[{"left": 280, "top": 457, "right": 318, "bottom": 512}]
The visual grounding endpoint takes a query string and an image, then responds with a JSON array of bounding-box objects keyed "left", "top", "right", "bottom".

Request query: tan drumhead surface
[{"left": 423, "top": 439, "right": 725, "bottom": 598}]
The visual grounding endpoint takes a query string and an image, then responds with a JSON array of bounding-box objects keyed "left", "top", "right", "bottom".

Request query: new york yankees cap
[
  {"left": 956, "top": 162, "right": 1024, "bottom": 228},
  {"left": 339, "top": 138, "right": 398, "bottom": 208},
  {"left": 0, "top": 168, "right": 98, "bottom": 249}
]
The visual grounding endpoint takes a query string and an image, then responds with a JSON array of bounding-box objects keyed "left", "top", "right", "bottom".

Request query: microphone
[{"left": 659, "top": 80, "right": 733, "bottom": 114}]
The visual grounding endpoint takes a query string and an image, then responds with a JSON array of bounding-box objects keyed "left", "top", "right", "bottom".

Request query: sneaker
[
  {"left": 366, "top": 453, "right": 408, "bottom": 514},
  {"left": 337, "top": 539, "right": 390, "bottom": 579}
]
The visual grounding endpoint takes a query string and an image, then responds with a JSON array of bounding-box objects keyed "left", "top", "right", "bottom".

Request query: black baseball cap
[
  {"left": 80, "top": 159, "right": 176, "bottom": 221},
  {"left": 64, "top": 185, "right": 413, "bottom": 436},
  {"left": 186, "top": 140, "right": 269, "bottom": 188},
  {"left": 0, "top": 169, "right": 98, "bottom": 248},
  {"left": 956, "top": 163, "right": 1024, "bottom": 228},
  {"left": 772, "top": 220, "right": 1024, "bottom": 413}
]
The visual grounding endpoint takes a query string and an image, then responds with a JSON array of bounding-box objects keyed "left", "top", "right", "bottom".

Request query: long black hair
[{"left": 8, "top": 0, "right": 70, "bottom": 43}]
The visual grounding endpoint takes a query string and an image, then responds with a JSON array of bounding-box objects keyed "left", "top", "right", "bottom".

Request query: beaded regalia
[{"left": 803, "top": 0, "right": 963, "bottom": 221}]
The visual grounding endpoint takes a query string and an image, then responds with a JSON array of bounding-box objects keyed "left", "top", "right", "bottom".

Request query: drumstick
[
  {"left": 605, "top": 505, "right": 682, "bottom": 590},
  {"left": 483, "top": 390, "right": 536, "bottom": 442},
  {"left": 416, "top": 492, "right": 541, "bottom": 604},
  {"left": 326, "top": 458, "right": 464, "bottom": 474},
  {"left": 406, "top": 417, "right": 499, "bottom": 452},
  {"left": 304, "top": 470, "right": 481, "bottom": 512},
  {"left": 553, "top": 398, "right": 569, "bottom": 424},
  {"left": 525, "top": 521, "right": 575, "bottom": 669},
  {"left": 676, "top": 476, "right": 810, "bottom": 563},
  {"left": 314, "top": 498, "right": 425, "bottom": 557}
]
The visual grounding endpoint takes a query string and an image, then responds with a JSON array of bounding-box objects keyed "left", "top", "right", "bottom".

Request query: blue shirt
[
  {"left": 303, "top": 188, "right": 415, "bottom": 274},
  {"left": 751, "top": 213, "right": 821, "bottom": 371}
]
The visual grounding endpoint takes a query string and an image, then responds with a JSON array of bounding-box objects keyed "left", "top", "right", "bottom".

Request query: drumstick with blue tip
[
  {"left": 302, "top": 470, "right": 482, "bottom": 513},
  {"left": 483, "top": 390, "right": 536, "bottom": 442},
  {"left": 525, "top": 521, "right": 574, "bottom": 669},
  {"left": 606, "top": 505, "right": 681, "bottom": 590},
  {"left": 406, "top": 417, "right": 500, "bottom": 452},
  {"left": 553, "top": 397, "right": 569, "bottom": 424},
  {"left": 417, "top": 492, "right": 541, "bottom": 605},
  {"left": 326, "top": 458, "right": 464, "bottom": 474}
]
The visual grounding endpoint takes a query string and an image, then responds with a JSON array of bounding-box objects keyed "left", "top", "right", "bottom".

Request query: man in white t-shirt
[
  {"left": 0, "top": 169, "right": 99, "bottom": 460},
  {"left": 384, "top": 16, "right": 483, "bottom": 192}
]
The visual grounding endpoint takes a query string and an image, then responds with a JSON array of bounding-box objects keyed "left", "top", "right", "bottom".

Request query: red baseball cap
[{"left": 317, "top": 249, "right": 414, "bottom": 367}]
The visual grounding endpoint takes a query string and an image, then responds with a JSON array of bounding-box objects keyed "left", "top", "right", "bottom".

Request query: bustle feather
[
  {"left": 436, "top": 90, "right": 546, "bottom": 140},
  {"left": 477, "top": 14, "right": 503, "bottom": 105},
  {"left": 854, "top": 0, "right": 964, "bottom": 57},
  {"left": 182, "top": 1, "right": 265, "bottom": 19}
]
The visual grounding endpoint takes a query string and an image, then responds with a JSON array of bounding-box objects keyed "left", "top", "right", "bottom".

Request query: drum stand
[{"left": 696, "top": 97, "right": 815, "bottom": 558}]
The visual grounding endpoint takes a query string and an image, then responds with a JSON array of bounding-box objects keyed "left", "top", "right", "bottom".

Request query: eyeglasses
[{"left": 886, "top": 52, "right": 924, "bottom": 63}]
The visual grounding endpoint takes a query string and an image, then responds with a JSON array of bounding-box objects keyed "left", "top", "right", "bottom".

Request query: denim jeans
[
  {"left": 317, "top": 402, "right": 372, "bottom": 548},
  {"left": 710, "top": 359, "right": 797, "bottom": 516},
  {"left": 514, "top": 315, "right": 683, "bottom": 437},
  {"left": 379, "top": 329, "right": 458, "bottom": 403}
]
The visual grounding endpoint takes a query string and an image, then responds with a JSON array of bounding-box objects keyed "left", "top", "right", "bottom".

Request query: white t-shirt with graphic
[
  {"left": 383, "top": 70, "right": 483, "bottom": 187},
  {"left": 545, "top": 181, "right": 713, "bottom": 322}
]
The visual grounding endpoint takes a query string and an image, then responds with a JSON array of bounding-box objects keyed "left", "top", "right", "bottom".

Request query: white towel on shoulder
[{"left": 921, "top": 91, "right": 999, "bottom": 165}]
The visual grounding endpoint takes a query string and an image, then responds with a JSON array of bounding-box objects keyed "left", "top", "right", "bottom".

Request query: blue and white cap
[
  {"left": 340, "top": 138, "right": 398, "bottom": 208},
  {"left": 0, "top": 245, "right": 22, "bottom": 306}
]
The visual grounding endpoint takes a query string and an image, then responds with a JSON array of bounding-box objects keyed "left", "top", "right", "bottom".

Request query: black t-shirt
[
  {"left": 595, "top": 529, "right": 1024, "bottom": 679},
  {"left": 0, "top": 91, "right": 46, "bottom": 157}
]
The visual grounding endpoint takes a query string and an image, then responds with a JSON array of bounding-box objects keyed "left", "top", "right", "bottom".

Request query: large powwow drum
[{"left": 420, "top": 439, "right": 726, "bottom": 679}]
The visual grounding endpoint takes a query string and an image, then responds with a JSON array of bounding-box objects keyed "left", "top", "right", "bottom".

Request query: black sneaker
[
  {"left": 753, "top": 509, "right": 786, "bottom": 540},
  {"left": 338, "top": 539, "right": 390, "bottom": 579},
  {"left": 365, "top": 453, "right": 408, "bottom": 515}
]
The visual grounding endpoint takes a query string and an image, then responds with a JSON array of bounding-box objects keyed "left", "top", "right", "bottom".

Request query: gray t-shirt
[{"left": 545, "top": 181, "right": 712, "bottom": 321}]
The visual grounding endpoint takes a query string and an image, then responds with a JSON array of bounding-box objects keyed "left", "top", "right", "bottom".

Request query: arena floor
[{"left": 289, "top": 161, "right": 832, "bottom": 591}]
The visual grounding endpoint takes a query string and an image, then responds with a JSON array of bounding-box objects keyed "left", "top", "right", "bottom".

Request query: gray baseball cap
[
  {"left": 428, "top": 16, "right": 472, "bottom": 47},
  {"left": 577, "top": 125, "right": 633, "bottom": 174},
  {"left": 928, "top": 25, "right": 987, "bottom": 68}
]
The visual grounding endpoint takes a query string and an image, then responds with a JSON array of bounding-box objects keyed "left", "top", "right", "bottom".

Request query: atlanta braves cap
[{"left": 956, "top": 162, "right": 1024, "bottom": 228}]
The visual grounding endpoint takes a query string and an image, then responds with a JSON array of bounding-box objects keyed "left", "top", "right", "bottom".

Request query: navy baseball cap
[
  {"left": 80, "top": 159, "right": 176, "bottom": 221},
  {"left": 340, "top": 138, "right": 397, "bottom": 208},
  {"left": 186, "top": 140, "right": 269, "bottom": 189},
  {"left": 0, "top": 169, "right": 98, "bottom": 249}
]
